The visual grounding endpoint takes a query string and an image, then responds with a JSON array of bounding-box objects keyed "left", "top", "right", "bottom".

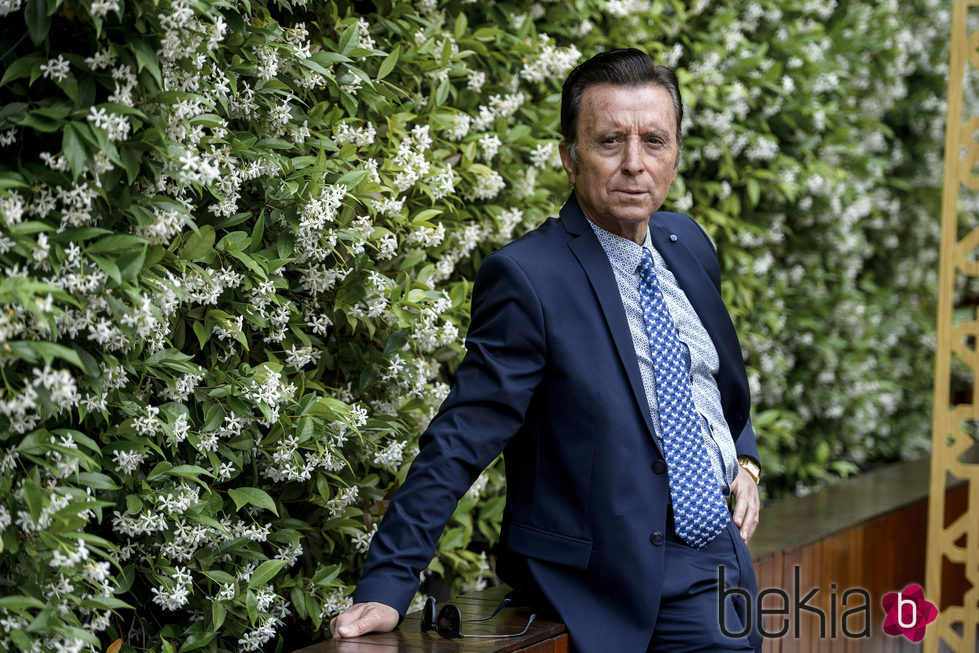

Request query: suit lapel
[{"left": 561, "top": 197, "right": 660, "bottom": 443}]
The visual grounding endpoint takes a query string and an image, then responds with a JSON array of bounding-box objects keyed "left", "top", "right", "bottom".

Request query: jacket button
[
  {"left": 652, "top": 459, "right": 667, "bottom": 474},
  {"left": 650, "top": 531, "right": 665, "bottom": 546}
]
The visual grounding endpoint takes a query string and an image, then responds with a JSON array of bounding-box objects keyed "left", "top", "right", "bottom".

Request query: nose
[{"left": 621, "top": 139, "right": 644, "bottom": 176}]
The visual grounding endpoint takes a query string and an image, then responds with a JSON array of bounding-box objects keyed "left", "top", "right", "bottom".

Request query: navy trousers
[{"left": 646, "top": 510, "right": 762, "bottom": 652}]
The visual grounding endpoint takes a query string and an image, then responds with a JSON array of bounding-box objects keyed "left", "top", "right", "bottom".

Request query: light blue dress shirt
[{"left": 588, "top": 220, "right": 739, "bottom": 493}]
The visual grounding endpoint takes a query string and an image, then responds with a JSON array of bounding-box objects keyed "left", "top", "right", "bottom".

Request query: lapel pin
[{"left": 669, "top": 234, "right": 678, "bottom": 242}]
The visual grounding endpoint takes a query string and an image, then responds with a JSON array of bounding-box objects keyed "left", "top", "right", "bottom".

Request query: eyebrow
[{"left": 594, "top": 128, "right": 671, "bottom": 141}]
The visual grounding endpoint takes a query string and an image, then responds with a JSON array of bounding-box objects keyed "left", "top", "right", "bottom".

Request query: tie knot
[{"left": 638, "top": 248, "right": 655, "bottom": 277}]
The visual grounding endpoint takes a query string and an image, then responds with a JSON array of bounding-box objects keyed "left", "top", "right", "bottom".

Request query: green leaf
[
  {"left": 17, "top": 108, "right": 67, "bottom": 133},
  {"left": 249, "top": 215, "right": 264, "bottom": 252},
  {"left": 377, "top": 45, "right": 400, "bottom": 81},
  {"left": 383, "top": 330, "right": 409, "bottom": 354},
  {"left": 146, "top": 461, "right": 173, "bottom": 481},
  {"left": 55, "top": 74, "right": 79, "bottom": 104},
  {"left": 227, "top": 250, "right": 268, "bottom": 279},
  {"left": 0, "top": 54, "right": 42, "bottom": 87},
  {"left": 55, "top": 626, "right": 100, "bottom": 647},
  {"left": 177, "top": 632, "right": 217, "bottom": 653},
  {"left": 246, "top": 589, "right": 258, "bottom": 624},
  {"left": 76, "top": 472, "right": 120, "bottom": 490},
  {"left": 87, "top": 234, "right": 147, "bottom": 254},
  {"left": 145, "top": 348, "right": 193, "bottom": 366},
  {"left": 212, "top": 602, "right": 227, "bottom": 630},
  {"left": 247, "top": 559, "right": 287, "bottom": 589},
  {"left": 10, "top": 341, "right": 85, "bottom": 369},
  {"left": 118, "top": 246, "right": 147, "bottom": 283},
  {"left": 335, "top": 169, "right": 368, "bottom": 188},
  {"left": 290, "top": 587, "right": 308, "bottom": 619},
  {"left": 745, "top": 178, "right": 760, "bottom": 207},
  {"left": 180, "top": 225, "right": 216, "bottom": 261},
  {"left": 126, "top": 494, "right": 143, "bottom": 514},
  {"left": 310, "top": 51, "right": 352, "bottom": 66},
  {"left": 0, "top": 595, "right": 46, "bottom": 611},
  {"left": 0, "top": 170, "right": 30, "bottom": 190},
  {"left": 80, "top": 596, "right": 134, "bottom": 611},
  {"left": 472, "top": 27, "right": 502, "bottom": 41},
  {"left": 228, "top": 487, "right": 278, "bottom": 515},
  {"left": 120, "top": 145, "right": 142, "bottom": 183},
  {"left": 338, "top": 22, "right": 359, "bottom": 56},
  {"left": 10, "top": 629, "right": 31, "bottom": 650},
  {"left": 62, "top": 122, "right": 88, "bottom": 180},
  {"left": 131, "top": 38, "right": 163, "bottom": 87},
  {"left": 399, "top": 250, "right": 427, "bottom": 271},
  {"left": 23, "top": 478, "right": 43, "bottom": 523},
  {"left": 202, "top": 569, "right": 236, "bottom": 584},
  {"left": 192, "top": 321, "right": 209, "bottom": 348},
  {"left": 25, "top": 0, "right": 51, "bottom": 45},
  {"left": 168, "top": 464, "right": 211, "bottom": 479},
  {"left": 89, "top": 254, "right": 122, "bottom": 286},
  {"left": 454, "top": 12, "right": 468, "bottom": 40},
  {"left": 311, "top": 563, "right": 342, "bottom": 587}
]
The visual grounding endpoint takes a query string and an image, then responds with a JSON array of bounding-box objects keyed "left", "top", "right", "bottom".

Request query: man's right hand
[{"left": 330, "top": 602, "right": 400, "bottom": 639}]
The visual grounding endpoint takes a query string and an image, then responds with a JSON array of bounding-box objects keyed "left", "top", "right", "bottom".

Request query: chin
[{"left": 609, "top": 208, "right": 656, "bottom": 223}]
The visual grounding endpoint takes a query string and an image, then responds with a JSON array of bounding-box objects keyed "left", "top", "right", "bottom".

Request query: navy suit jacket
[{"left": 353, "top": 194, "right": 759, "bottom": 652}]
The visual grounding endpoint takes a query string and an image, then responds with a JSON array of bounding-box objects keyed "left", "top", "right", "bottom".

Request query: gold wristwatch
[{"left": 737, "top": 456, "right": 760, "bottom": 485}]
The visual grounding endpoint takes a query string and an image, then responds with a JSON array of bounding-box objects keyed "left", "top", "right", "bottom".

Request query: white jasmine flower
[
  {"left": 479, "top": 134, "right": 502, "bottom": 161},
  {"left": 40, "top": 55, "right": 71, "bottom": 82}
]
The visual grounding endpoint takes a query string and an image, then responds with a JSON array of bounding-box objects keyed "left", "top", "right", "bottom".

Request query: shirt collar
[{"left": 587, "top": 219, "right": 653, "bottom": 274}]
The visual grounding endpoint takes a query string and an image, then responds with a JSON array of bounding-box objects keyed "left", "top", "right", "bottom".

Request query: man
[{"left": 331, "top": 48, "right": 763, "bottom": 652}]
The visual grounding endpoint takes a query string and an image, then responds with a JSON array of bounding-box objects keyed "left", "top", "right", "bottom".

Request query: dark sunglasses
[{"left": 421, "top": 596, "right": 537, "bottom": 639}]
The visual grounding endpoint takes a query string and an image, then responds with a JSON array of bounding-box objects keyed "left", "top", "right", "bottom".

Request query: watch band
[{"left": 737, "top": 456, "right": 760, "bottom": 485}]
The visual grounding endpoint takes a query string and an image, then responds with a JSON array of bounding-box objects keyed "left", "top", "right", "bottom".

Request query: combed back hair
[{"left": 560, "top": 48, "right": 683, "bottom": 169}]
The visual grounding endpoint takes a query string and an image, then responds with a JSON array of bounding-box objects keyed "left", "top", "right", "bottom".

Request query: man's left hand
[{"left": 730, "top": 470, "right": 759, "bottom": 542}]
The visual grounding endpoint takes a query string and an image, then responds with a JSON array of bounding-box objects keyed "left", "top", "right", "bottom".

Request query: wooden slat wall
[{"left": 752, "top": 476, "right": 966, "bottom": 652}]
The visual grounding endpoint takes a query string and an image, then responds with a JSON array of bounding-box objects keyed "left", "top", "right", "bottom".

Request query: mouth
[{"left": 614, "top": 189, "right": 647, "bottom": 196}]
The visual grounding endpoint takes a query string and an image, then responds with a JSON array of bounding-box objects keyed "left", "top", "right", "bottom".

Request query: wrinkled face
[{"left": 560, "top": 84, "right": 679, "bottom": 243}]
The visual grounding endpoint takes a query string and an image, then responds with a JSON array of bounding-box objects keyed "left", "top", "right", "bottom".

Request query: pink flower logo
[{"left": 881, "top": 584, "right": 938, "bottom": 642}]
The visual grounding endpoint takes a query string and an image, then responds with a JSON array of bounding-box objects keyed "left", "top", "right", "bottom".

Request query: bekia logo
[
  {"left": 719, "top": 570, "right": 940, "bottom": 642},
  {"left": 881, "top": 584, "right": 938, "bottom": 643}
]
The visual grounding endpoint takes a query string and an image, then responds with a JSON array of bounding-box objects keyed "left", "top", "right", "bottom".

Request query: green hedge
[{"left": 0, "top": 0, "right": 945, "bottom": 650}]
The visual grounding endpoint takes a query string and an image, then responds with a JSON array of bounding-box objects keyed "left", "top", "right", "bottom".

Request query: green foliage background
[{"left": 0, "top": 0, "right": 945, "bottom": 650}]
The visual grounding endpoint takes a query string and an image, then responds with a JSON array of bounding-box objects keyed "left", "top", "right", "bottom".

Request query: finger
[
  {"left": 336, "top": 606, "right": 386, "bottom": 639},
  {"left": 739, "top": 512, "right": 752, "bottom": 541},
  {"left": 730, "top": 479, "right": 747, "bottom": 527},
  {"left": 740, "top": 502, "right": 759, "bottom": 542},
  {"left": 741, "top": 512, "right": 758, "bottom": 541},
  {"left": 732, "top": 494, "right": 747, "bottom": 528},
  {"left": 331, "top": 605, "right": 367, "bottom": 639}
]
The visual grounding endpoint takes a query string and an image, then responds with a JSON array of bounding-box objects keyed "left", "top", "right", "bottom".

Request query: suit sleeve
[
  {"left": 352, "top": 251, "right": 547, "bottom": 615},
  {"left": 734, "top": 419, "right": 760, "bottom": 463}
]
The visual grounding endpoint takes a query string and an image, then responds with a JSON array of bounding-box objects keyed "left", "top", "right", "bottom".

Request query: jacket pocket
[{"left": 505, "top": 521, "right": 593, "bottom": 569}]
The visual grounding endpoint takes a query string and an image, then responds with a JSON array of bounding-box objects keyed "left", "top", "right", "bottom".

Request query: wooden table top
[{"left": 294, "top": 585, "right": 566, "bottom": 653}]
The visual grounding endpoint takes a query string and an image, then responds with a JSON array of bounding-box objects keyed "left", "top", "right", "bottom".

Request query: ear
[{"left": 559, "top": 141, "right": 577, "bottom": 185}]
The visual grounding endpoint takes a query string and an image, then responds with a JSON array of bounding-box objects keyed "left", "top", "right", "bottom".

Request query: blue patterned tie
[{"left": 637, "top": 248, "right": 729, "bottom": 549}]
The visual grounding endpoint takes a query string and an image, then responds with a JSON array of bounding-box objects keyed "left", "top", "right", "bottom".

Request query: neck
[{"left": 586, "top": 215, "right": 648, "bottom": 245}]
